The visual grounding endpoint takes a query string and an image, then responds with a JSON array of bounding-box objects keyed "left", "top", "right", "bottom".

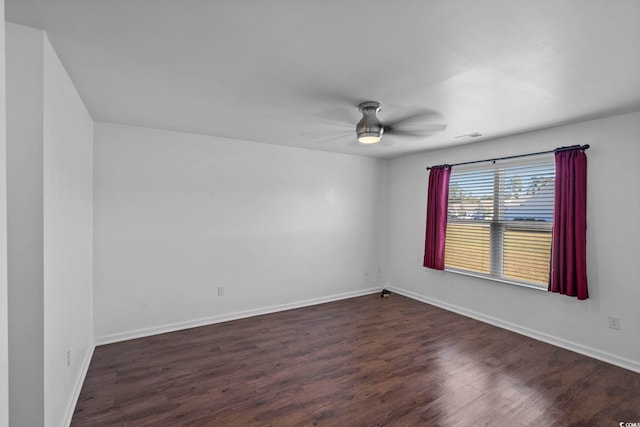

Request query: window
[{"left": 445, "top": 159, "right": 555, "bottom": 287}]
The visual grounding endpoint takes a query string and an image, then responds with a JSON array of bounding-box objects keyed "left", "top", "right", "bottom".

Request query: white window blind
[{"left": 445, "top": 160, "right": 555, "bottom": 287}]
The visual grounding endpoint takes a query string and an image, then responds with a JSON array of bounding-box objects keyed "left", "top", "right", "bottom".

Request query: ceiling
[{"left": 6, "top": 0, "right": 640, "bottom": 158}]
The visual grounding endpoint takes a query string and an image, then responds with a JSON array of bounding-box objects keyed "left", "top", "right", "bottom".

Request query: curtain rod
[{"left": 425, "top": 144, "right": 590, "bottom": 171}]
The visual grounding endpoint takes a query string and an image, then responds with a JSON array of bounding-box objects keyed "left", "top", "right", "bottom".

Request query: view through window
[{"left": 445, "top": 160, "right": 555, "bottom": 286}]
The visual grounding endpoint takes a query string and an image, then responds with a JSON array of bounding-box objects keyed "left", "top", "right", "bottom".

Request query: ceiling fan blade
[
  {"left": 384, "top": 107, "right": 446, "bottom": 127},
  {"left": 379, "top": 137, "right": 397, "bottom": 147},
  {"left": 384, "top": 110, "right": 432, "bottom": 127},
  {"left": 303, "top": 130, "right": 353, "bottom": 144},
  {"left": 300, "top": 84, "right": 364, "bottom": 108},
  {"left": 316, "top": 106, "right": 359, "bottom": 126},
  {"left": 385, "top": 123, "right": 447, "bottom": 137},
  {"left": 384, "top": 129, "right": 424, "bottom": 137}
]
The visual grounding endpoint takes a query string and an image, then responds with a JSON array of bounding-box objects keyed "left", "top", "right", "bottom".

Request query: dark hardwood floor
[{"left": 72, "top": 294, "right": 640, "bottom": 426}]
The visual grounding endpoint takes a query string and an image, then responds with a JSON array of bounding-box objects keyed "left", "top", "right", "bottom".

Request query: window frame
[{"left": 443, "top": 156, "right": 555, "bottom": 290}]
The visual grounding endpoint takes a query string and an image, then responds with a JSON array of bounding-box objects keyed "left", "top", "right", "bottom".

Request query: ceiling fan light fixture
[
  {"left": 358, "top": 134, "right": 382, "bottom": 144},
  {"left": 356, "top": 101, "right": 384, "bottom": 144}
]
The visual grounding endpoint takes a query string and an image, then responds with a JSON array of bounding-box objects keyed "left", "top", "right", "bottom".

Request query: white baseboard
[
  {"left": 390, "top": 286, "right": 640, "bottom": 374},
  {"left": 62, "top": 343, "right": 95, "bottom": 427},
  {"left": 95, "top": 288, "right": 380, "bottom": 346}
]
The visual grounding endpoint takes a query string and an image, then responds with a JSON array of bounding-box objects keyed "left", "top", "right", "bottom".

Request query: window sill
[{"left": 443, "top": 267, "right": 548, "bottom": 292}]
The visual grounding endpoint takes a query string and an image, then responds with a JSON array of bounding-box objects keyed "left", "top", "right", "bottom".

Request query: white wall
[
  {"left": 387, "top": 111, "right": 640, "bottom": 372},
  {"left": 42, "top": 35, "right": 94, "bottom": 427},
  {"left": 6, "top": 22, "right": 94, "bottom": 427},
  {"left": 0, "top": 2, "right": 9, "bottom": 426},
  {"left": 6, "top": 22, "right": 45, "bottom": 427},
  {"left": 94, "top": 123, "right": 389, "bottom": 342}
]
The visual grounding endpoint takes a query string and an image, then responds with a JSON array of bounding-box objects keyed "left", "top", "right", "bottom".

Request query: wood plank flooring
[{"left": 72, "top": 294, "right": 640, "bottom": 426}]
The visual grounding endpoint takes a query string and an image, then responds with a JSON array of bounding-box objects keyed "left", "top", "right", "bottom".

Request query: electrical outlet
[
  {"left": 66, "top": 350, "right": 71, "bottom": 367},
  {"left": 217, "top": 286, "right": 224, "bottom": 297},
  {"left": 608, "top": 316, "right": 621, "bottom": 330}
]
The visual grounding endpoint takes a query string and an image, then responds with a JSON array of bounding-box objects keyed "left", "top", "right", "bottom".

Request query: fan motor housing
[{"left": 357, "top": 101, "right": 384, "bottom": 143}]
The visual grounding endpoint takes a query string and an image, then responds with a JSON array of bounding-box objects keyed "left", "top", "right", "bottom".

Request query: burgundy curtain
[
  {"left": 424, "top": 166, "right": 451, "bottom": 270},
  {"left": 549, "top": 147, "right": 588, "bottom": 299}
]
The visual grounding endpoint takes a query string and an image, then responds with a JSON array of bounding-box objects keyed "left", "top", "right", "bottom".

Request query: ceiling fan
[
  {"left": 312, "top": 101, "right": 447, "bottom": 145},
  {"left": 355, "top": 101, "right": 446, "bottom": 144}
]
